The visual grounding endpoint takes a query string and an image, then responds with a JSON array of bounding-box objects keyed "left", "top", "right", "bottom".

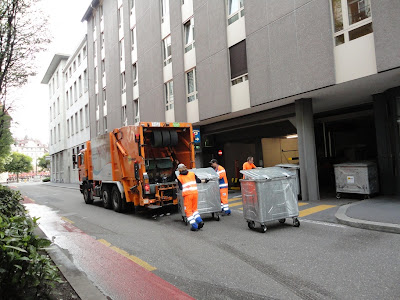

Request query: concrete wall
[
  {"left": 371, "top": 0, "right": 400, "bottom": 72},
  {"left": 245, "top": 0, "right": 336, "bottom": 106}
]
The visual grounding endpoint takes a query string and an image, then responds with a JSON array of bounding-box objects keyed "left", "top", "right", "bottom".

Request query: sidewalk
[{"left": 335, "top": 196, "right": 400, "bottom": 234}]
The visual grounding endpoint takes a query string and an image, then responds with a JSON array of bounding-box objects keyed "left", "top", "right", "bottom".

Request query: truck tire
[
  {"left": 170, "top": 131, "right": 178, "bottom": 146},
  {"left": 111, "top": 186, "right": 124, "bottom": 213},
  {"left": 102, "top": 186, "right": 112, "bottom": 209},
  {"left": 83, "top": 185, "right": 93, "bottom": 204},
  {"left": 161, "top": 130, "right": 171, "bottom": 146},
  {"left": 152, "top": 130, "right": 163, "bottom": 147}
]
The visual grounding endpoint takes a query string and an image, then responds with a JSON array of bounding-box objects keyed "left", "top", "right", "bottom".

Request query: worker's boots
[
  {"left": 190, "top": 222, "right": 199, "bottom": 231},
  {"left": 224, "top": 209, "right": 231, "bottom": 216}
]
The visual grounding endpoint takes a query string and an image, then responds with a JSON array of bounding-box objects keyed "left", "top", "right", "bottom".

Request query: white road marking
[{"left": 300, "top": 219, "right": 347, "bottom": 228}]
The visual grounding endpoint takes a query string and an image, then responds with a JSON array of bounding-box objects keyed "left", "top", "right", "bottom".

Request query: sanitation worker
[
  {"left": 242, "top": 156, "right": 257, "bottom": 179},
  {"left": 177, "top": 164, "right": 204, "bottom": 231},
  {"left": 210, "top": 159, "right": 231, "bottom": 216}
]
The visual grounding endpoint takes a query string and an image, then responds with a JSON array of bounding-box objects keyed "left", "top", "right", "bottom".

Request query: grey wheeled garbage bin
[
  {"left": 334, "top": 162, "right": 379, "bottom": 199},
  {"left": 275, "top": 164, "right": 301, "bottom": 199},
  {"left": 240, "top": 167, "right": 300, "bottom": 233},
  {"left": 176, "top": 167, "right": 221, "bottom": 224}
]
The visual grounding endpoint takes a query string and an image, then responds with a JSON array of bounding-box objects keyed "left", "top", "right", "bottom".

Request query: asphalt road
[{"left": 14, "top": 183, "right": 400, "bottom": 300}]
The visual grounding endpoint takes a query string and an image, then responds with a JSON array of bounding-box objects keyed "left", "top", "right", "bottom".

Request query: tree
[
  {"left": 4, "top": 152, "right": 32, "bottom": 182},
  {"left": 0, "top": 0, "right": 50, "bottom": 160},
  {"left": 37, "top": 153, "right": 49, "bottom": 171}
]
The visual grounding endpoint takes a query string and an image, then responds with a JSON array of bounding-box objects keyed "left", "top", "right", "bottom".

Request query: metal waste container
[
  {"left": 240, "top": 167, "right": 300, "bottom": 233},
  {"left": 275, "top": 164, "right": 301, "bottom": 199},
  {"left": 334, "top": 162, "right": 379, "bottom": 199},
  {"left": 176, "top": 167, "right": 221, "bottom": 224}
]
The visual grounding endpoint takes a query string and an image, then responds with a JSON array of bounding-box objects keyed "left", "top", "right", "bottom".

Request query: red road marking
[{"left": 22, "top": 196, "right": 35, "bottom": 204}]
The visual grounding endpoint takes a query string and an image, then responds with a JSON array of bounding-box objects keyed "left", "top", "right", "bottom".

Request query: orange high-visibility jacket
[
  {"left": 178, "top": 172, "right": 198, "bottom": 196},
  {"left": 216, "top": 165, "right": 228, "bottom": 189},
  {"left": 243, "top": 162, "right": 256, "bottom": 170}
]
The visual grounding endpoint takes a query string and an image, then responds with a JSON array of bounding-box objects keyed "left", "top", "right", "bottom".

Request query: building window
[
  {"left": 83, "top": 69, "right": 88, "bottom": 92},
  {"left": 131, "top": 27, "right": 135, "bottom": 51},
  {"left": 121, "top": 72, "right": 126, "bottom": 94},
  {"left": 228, "top": 0, "right": 244, "bottom": 25},
  {"left": 53, "top": 102, "right": 55, "bottom": 118},
  {"left": 57, "top": 98, "right": 60, "bottom": 114},
  {"left": 184, "top": 18, "right": 195, "bottom": 53},
  {"left": 49, "top": 107, "right": 52, "bottom": 121},
  {"left": 165, "top": 80, "right": 174, "bottom": 111},
  {"left": 80, "top": 109, "right": 84, "bottom": 131},
  {"left": 161, "top": 0, "right": 169, "bottom": 23},
  {"left": 186, "top": 68, "right": 197, "bottom": 103},
  {"left": 96, "top": 120, "right": 100, "bottom": 136},
  {"left": 103, "top": 88, "right": 107, "bottom": 107},
  {"left": 83, "top": 46, "right": 87, "bottom": 58},
  {"left": 99, "top": 5, "right": 103, "bottom": 22},
  {"left": 85, "top": 104, "right": 89, "bottom": 127},
  {"left": 133, "top": 99, "right": 140, "bottom": 123},
  {"left": 48, "top": 83, "right": 52, "bottom": 98},
  {"left": 129, "top": 0, "right": 135, "bottom": 12},
  {"left": 75, "top": 112, "right": 78, "bottom": 133},
  {"left": 132, "top": 63, "right": 138, "bottom": 86},
  {"left": 73, "top": 61, "right": 76, "bottom": 72},
  {"left": 79, "top": 76, "right": 82, "bottom": 96},
  {"left": 71, "top": 116, "right": 74, "bottom": 135},
  {"left": 101, "top": 32, "right": 105, "bottom": 50},
  {"left": 56, "top": 72, "right": 59, "bottom": 89},
  {"left": 95, "top": 94, "right": 99, "bottom": 111},
  {"left": 162, "top": 35, "right": 172, "bottom": 66},
  {"left": 65, "top": 92, "right": 68, "bottom": 107},
  {"left": 74, "top": 81, "right": 77, "bottom": 101},
  {"left": 118, "top": 6, "right": 123, "bottom": 28},
  {"left": 122, "top": 105, "right": 127, "bottom": 126},
  {"left": 94, "top": 67, "right": 98, "bottom": 85},
  {"left": 120, "top": 38, "right": 125, "bottom": 61},
  {"left": 331, "top": 0, "right": 372, "bottom": 46},
  {"left": 94, "top": 41, "right": 97, "bottom": 58},
  {"left": 69, "top": 87, "right": 73, "bottom": 106},
  {"left": 229, "top": 40, "right": 248, "bottom": 85},
  {"left": 78, "top": 54, "right": 81, "bottom": 66},
  {"left": 69, "top": 67, "right": 72, "bottom": 78},
  {"left": 58, "top": 124, "right": 60, "bottom": 142},
  {"left": 67, "top": 119, "right": 70, "bottom": 137},
  {"left": 101, "top": 59, "right": 106, "bottom": 84},
  {"left": 50, "top": 129, "right": 52, "bottom": 145},
  {"left": 104, "top": 116, "right": 108, "bottom": 133}
]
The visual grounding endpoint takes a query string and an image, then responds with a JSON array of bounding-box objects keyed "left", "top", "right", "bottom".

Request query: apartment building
[
  {"left": 41, "top": 36, "right": 90, "bottom": 183},
  {"left": 82, "top": 0, "right": 400, "bottom": 199},
  {"left": 12, "top": 138, "right": 48, "bottom": 171}
]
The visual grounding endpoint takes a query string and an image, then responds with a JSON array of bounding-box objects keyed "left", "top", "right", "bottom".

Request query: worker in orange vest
[
  {"left": 242, "top": 156, "right": 257, "bottom": 179},
  {"left": 210, "top": 159, "right": 231, "bottom": 216},
  {"left": 177, "top": 164, "right": 204, "bottom": 231}
]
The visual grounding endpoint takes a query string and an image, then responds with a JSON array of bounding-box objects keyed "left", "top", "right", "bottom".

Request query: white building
[
  {"left": 41, "top": 36, "right": 90, "bottom": 183},
  {"left": 11, "top": 138, "right": 48, "bottom": 172},
  {"left": 64, "top": 37, "right": 90, "bottom": 183}
]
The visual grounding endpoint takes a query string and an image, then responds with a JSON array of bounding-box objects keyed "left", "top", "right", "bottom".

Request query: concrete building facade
[
  {"left": 42, "top": 37, "right": 90, "bottom": 183},
  {"left": 82, "top": 0, "right": 400, "bottom": 199}
]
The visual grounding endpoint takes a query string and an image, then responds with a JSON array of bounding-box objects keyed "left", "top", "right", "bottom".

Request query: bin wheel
[
  {"left": 216, "top": 214, "right": 220, "bottom": 221},
  {"left": 279, "top": 218, "right": 286, "bottom": 224},
  {"left": 212, "top": 213, "right": 215, "bottom": 218},
  {"left": 260, "top": 224, "right": 267, "bottom": 233},
  {"left": 247, "top": 221, "right": 255, "bottom": 230},
  {"left": 336, "top": 193, "right": 341, "bottom": 199},
  {"left": 293, "top": 218, "right": 300, "bottom": 227},
  {"left": 364, "top": 194, "right": 370, "bottom": 200}
]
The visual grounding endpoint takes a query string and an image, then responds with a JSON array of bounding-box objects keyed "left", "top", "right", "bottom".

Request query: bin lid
[
  {"left": 275, "top": 164, "right": 300, "bottom": 169},
  {"left": 240, "top": 167, "right": 293, "bottom": 180},
  {"left": 333, "top": 161, "right": 377, "bottom": 168},
  {"left": 175, "top": 167, "right": 219, "bottom": 180}
]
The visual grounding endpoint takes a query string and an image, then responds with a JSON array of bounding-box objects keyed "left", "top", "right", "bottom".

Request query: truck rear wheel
[
  {"left": 112, "top": 186, "right": 124, "bottom": 213},
  {"left": 102, "top": 186, "right": 112, "bottom": 209},
  {"left": 83, "top": 185, "right": 93, "bottom": 204}
]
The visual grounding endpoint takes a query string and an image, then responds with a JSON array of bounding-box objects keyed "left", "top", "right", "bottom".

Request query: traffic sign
[{"left": 193, "top": 129, "right": 201, "bottom": 144}]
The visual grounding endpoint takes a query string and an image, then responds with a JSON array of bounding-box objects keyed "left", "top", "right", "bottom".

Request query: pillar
[{"left": 295, "top": 99, "right": 320, "bottom": 201}]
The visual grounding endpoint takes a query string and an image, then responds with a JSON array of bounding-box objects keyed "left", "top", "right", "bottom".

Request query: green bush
[
  {"left": 41, "top": 177, "right": 50, "bottom": 182},
  {"left": 0, "top": 186, "right": 62, "bottom": 299}
]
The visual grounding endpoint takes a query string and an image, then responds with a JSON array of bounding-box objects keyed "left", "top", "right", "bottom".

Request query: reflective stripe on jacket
[
  {"left": 216, "top": 165, "right": 228, "bottom": 189},
  {"left": 178, "top": 172, "right": 198, "bottom": 196}
]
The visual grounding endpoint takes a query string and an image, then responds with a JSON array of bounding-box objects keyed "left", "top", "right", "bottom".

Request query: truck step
[{"left": 147, "top": 205, "right": 162, "bottom": 209}]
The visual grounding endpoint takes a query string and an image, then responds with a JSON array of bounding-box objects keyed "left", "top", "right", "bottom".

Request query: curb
[
  {"left": 335, "top": 203, "right": 400, "bottom": 234},
  {"left": 35, "top": 228, "right": 108, "bottom": 300}
]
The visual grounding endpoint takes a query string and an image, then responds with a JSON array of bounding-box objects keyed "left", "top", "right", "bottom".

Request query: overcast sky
[{"left": 10, "top": 0, "right": 90, "bottom": 144}]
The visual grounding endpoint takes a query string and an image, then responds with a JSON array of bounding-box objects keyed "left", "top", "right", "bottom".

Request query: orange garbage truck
[{"left": 77, "top": 122, "right": 196, "bottom": 212}]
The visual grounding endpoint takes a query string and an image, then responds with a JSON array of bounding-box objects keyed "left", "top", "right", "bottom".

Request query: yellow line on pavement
[
  {"left": 239, "top": 207, "right": 243, "bottom": 211},
  {"left": 229, "top": 201, "right": 243, "bottom": 208},
  {"left": 61, "top": 217, "right": 74, "bottom": 224},
  {"left": 298, "top": 202, "right": 308, "bottom": 207},
  {"left": 229, "top": 197, "right": 242, "bottom": 203},
  {"left": 97, "top": 239, "right": 156, "bottom": 272},
  {"left": 299, "top": 205, "right": 336, "bottom": 217}
]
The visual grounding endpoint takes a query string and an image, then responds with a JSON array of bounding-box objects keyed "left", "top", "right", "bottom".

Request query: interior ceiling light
[{"left": 286, "top": 134, "right": 298, "bottom": 139}]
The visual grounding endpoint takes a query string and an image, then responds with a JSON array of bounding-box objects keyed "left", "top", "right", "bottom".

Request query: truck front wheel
[
  {"left": 112, "top": 186, "right": 124, "bottom": 213},
  {"left": 102, "top": 186, "right": 112, "bottom": 209},
  {"left": 83, "top": 185, "right": 93, "bottom": 204}
]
